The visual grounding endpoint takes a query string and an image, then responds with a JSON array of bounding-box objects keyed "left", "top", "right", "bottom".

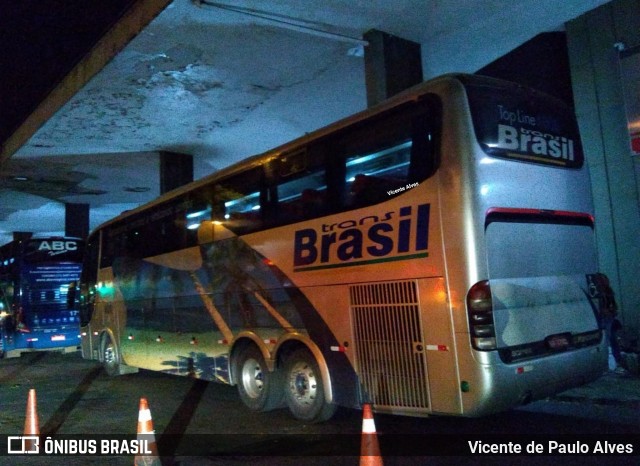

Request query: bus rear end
[
  {"left": 4, "top": 238, "right": 83, "bottom": 357},
  {"left": 455, "top": 76, "right": 607, "bottom": 415},
  {"left": 466, "top": 209, "right": 607, "bottom": 412}
]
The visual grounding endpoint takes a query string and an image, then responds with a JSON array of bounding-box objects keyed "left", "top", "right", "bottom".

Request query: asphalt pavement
[
  {"left": 524, "top": 353, "right": 640, "bottom": 430},
  {"left": 551, "top": 364, "right": 640, "bottom": 407}
]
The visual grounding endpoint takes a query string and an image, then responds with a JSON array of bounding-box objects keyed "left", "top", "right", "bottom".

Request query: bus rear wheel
[
  {"left": 236, "top": 345, "right": 283, "bottom": 412},
  {"left": 283, "top": 348, "right": 336, "bottom": 422},
  {"left": 101, "top": 334, "right": 120, "bottom": 376}
]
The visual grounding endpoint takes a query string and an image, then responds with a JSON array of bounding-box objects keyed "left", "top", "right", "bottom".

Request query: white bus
[{"left": 77, "top": 74, "right": 607, "bottom": 422}]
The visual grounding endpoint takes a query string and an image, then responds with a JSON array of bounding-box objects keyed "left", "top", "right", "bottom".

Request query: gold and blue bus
[
  {"left": 0, "top": 236, "right": 83, "bottom": 358},
  {"left": 77, "top": 74, "right": 607, "bottom": 422}
]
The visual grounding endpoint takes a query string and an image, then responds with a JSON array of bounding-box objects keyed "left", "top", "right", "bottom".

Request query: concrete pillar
[
  {"left": 477, "top": 32, "right": 574, "bottom": 106},
  {"left": 566, "top": 0, "right": 640, "bottom": 347},
  {"left": 363, "top": 29, "right": 423, "bottom": 107},
  {"left": 159, "top": 151, "right": 193, "bottom": 195},
  {"left": 65, "top": 203, "right": 89, "bottom": 239}
]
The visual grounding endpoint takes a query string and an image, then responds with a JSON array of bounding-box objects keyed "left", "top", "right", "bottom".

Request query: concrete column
[
  {"left": 65, "top": 203, "right": 89, "bottom": 239},
  {"left": 363, "top": 29, "right": 423, "bottom": 107},
  {"left": 159, "top": 151, "right": 193, "bottom": 195},
  {"left": 566, "top": 0, "right": 640, "bottom": 347},
  {"left": 477, "top": 32, "right": 574, "bottom": 106}
]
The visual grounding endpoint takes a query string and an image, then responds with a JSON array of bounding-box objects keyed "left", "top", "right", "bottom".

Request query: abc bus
[
  {"left": 0, "top": 236, "right": 83, "bottom": 358},
  {"left": 76, "top": 74, "right": 607, "bottom": 422}
]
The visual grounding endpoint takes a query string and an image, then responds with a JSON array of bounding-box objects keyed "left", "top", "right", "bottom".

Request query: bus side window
[
  {"left": 186, "top": 187, "right": 214, "bottom": 232},
  {"left": 216, "top": 168, "right": 264, "bottom": 234},
  {"left": 349, "top": 173, "right": 384, "bottom": 207},
  {"left": 345, "top": 140, "right": 413, "bottom": 208},
  {"left": 341, "top": 96, "right": 442, "bottom": 209},
  {"left": 409, "top": 98, "right": 442, "bottom": 183},
  {"left": 0, "top": 287, "right": 7, "bottom": 314},
  {"left": 0, "top": 283, "right": 14, "bottom": 311},
  {"left": 275, "top": 147, "right": 328, "bottom": 225}
]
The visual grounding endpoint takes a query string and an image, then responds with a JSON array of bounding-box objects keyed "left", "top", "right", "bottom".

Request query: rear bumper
[{"left": 459, "top": 340, "right": 607, "bottom": 416}]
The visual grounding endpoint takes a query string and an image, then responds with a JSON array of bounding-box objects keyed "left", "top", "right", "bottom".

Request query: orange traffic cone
[
  {"left": 360, "top": 403, "right": 383, "bottom": 466},
  {"left": 23, "top": 388, "right": 39, "bottom": 453},
  {"left": 134, "top": 397, "right": 161, "bottom": 466}
]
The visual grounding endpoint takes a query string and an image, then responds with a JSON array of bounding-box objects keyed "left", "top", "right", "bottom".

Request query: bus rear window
[{"left": 463, "top": 76, "right": 584, "bottom": 168}]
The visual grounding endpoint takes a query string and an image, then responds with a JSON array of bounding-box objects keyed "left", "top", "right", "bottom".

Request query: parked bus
[
  {"left": 0, "top": 236, "right": 83, "bottom": 358},
  {"left": 77, "top": 74, "right": 607, "bottom": 422}
]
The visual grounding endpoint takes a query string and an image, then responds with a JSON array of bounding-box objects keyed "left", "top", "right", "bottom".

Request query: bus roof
[{"left": 90, "top": 73, "right": 558, "bottom": 236}]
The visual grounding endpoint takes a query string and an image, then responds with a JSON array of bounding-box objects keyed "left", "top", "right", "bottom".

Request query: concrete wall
[{"left": 566, "top": 0, "right": 640, "bottom": 348}]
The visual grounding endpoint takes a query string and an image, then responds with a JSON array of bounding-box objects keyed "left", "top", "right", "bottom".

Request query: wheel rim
[
  {"left": 241, "top": 357, "right": 264, "bottom": 399},
  {"left": 288, "top": 361, "right": 317, "bottom": 406},
  {"left": 103, "top": 341, "right": 116, "bottom": 366}
]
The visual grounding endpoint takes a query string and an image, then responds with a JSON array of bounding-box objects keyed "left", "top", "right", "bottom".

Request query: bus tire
[
  {"left": 101, "top": 333, "right": 120, "bottom": 376},
  {"left": 236, "top": 345, "right": 283, "bottom": 412},
  {"left": 283, "top": 348, "right": 336, "bottom": 422}
]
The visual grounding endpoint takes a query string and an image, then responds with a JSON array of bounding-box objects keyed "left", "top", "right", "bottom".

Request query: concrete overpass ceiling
[{"left": 0, "top": 0, "right": 610, "bottom": 244}]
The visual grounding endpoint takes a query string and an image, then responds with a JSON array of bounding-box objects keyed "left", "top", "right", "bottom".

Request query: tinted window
[
  {"left": 102, "top": 197, "right": 198, "bottom": 267},
  {"left": 215, "top": 168, "right": 264, "bottom": 234},
  {"left": 464, "top": 76, "right": 584, "bottom": 168},
  {"left": 97, "top": 95, "right": 442, "bottom": 246},
  {"left": 345, "top": 140, "right": 412, "bottom": 208},
  {"left": 339, "top": 97, "right": 441, "bottom": 209},
  {"left": 268, "top": 95, "right": 441, "bottom": 225},
  {"left": 274, "top": 148, "right": 328, "bottom": 225}
]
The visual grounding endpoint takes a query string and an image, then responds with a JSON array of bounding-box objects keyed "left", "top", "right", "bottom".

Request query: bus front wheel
[
  {"left": 101, "top": 334, "right": 120, "bottom": 376},
  {"left": 283, "top": 348, "right": 336, "bottom": 422},
  {"left": 236, "top": 345, "right": 283, "bottom": 412}
]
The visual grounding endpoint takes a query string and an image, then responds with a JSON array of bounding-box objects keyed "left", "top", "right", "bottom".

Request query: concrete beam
[{"left": 0, "top": 0, "right": 172, "bottom": 164}]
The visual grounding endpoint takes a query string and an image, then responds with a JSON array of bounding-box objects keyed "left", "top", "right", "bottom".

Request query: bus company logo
[
  {"left": 8, "top": 435, "right": 39, "bottom": 454},
  {"left": 496, "top": 124, "right": 575, "bottom": 163},
  {"left": 38, "top": 240, "right": 79, "bottom": 256},
  {"left": 494, "top": 105, "right": 575, "bottom": 165},
  {"left": 293, "top": 204, "right": 430, "bottom": 272}
]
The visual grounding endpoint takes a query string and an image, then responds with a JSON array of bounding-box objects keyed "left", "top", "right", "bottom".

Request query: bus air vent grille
[{"left": 350, "top": 280, "right": 429, "bottom": 410}]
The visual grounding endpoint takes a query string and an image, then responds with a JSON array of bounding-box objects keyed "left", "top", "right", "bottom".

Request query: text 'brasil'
[{"left": 293, "top": 204, "right": 430, "bottom": 272}]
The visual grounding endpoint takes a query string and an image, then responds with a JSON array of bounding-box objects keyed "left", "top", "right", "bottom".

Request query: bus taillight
[{"left": 467, "top": 280, "right": 496, "bottom": 351}]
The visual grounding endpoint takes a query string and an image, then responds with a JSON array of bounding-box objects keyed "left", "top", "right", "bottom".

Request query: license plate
[{"left": 545, "top": 334, "right": 570, "bottom": 350}]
